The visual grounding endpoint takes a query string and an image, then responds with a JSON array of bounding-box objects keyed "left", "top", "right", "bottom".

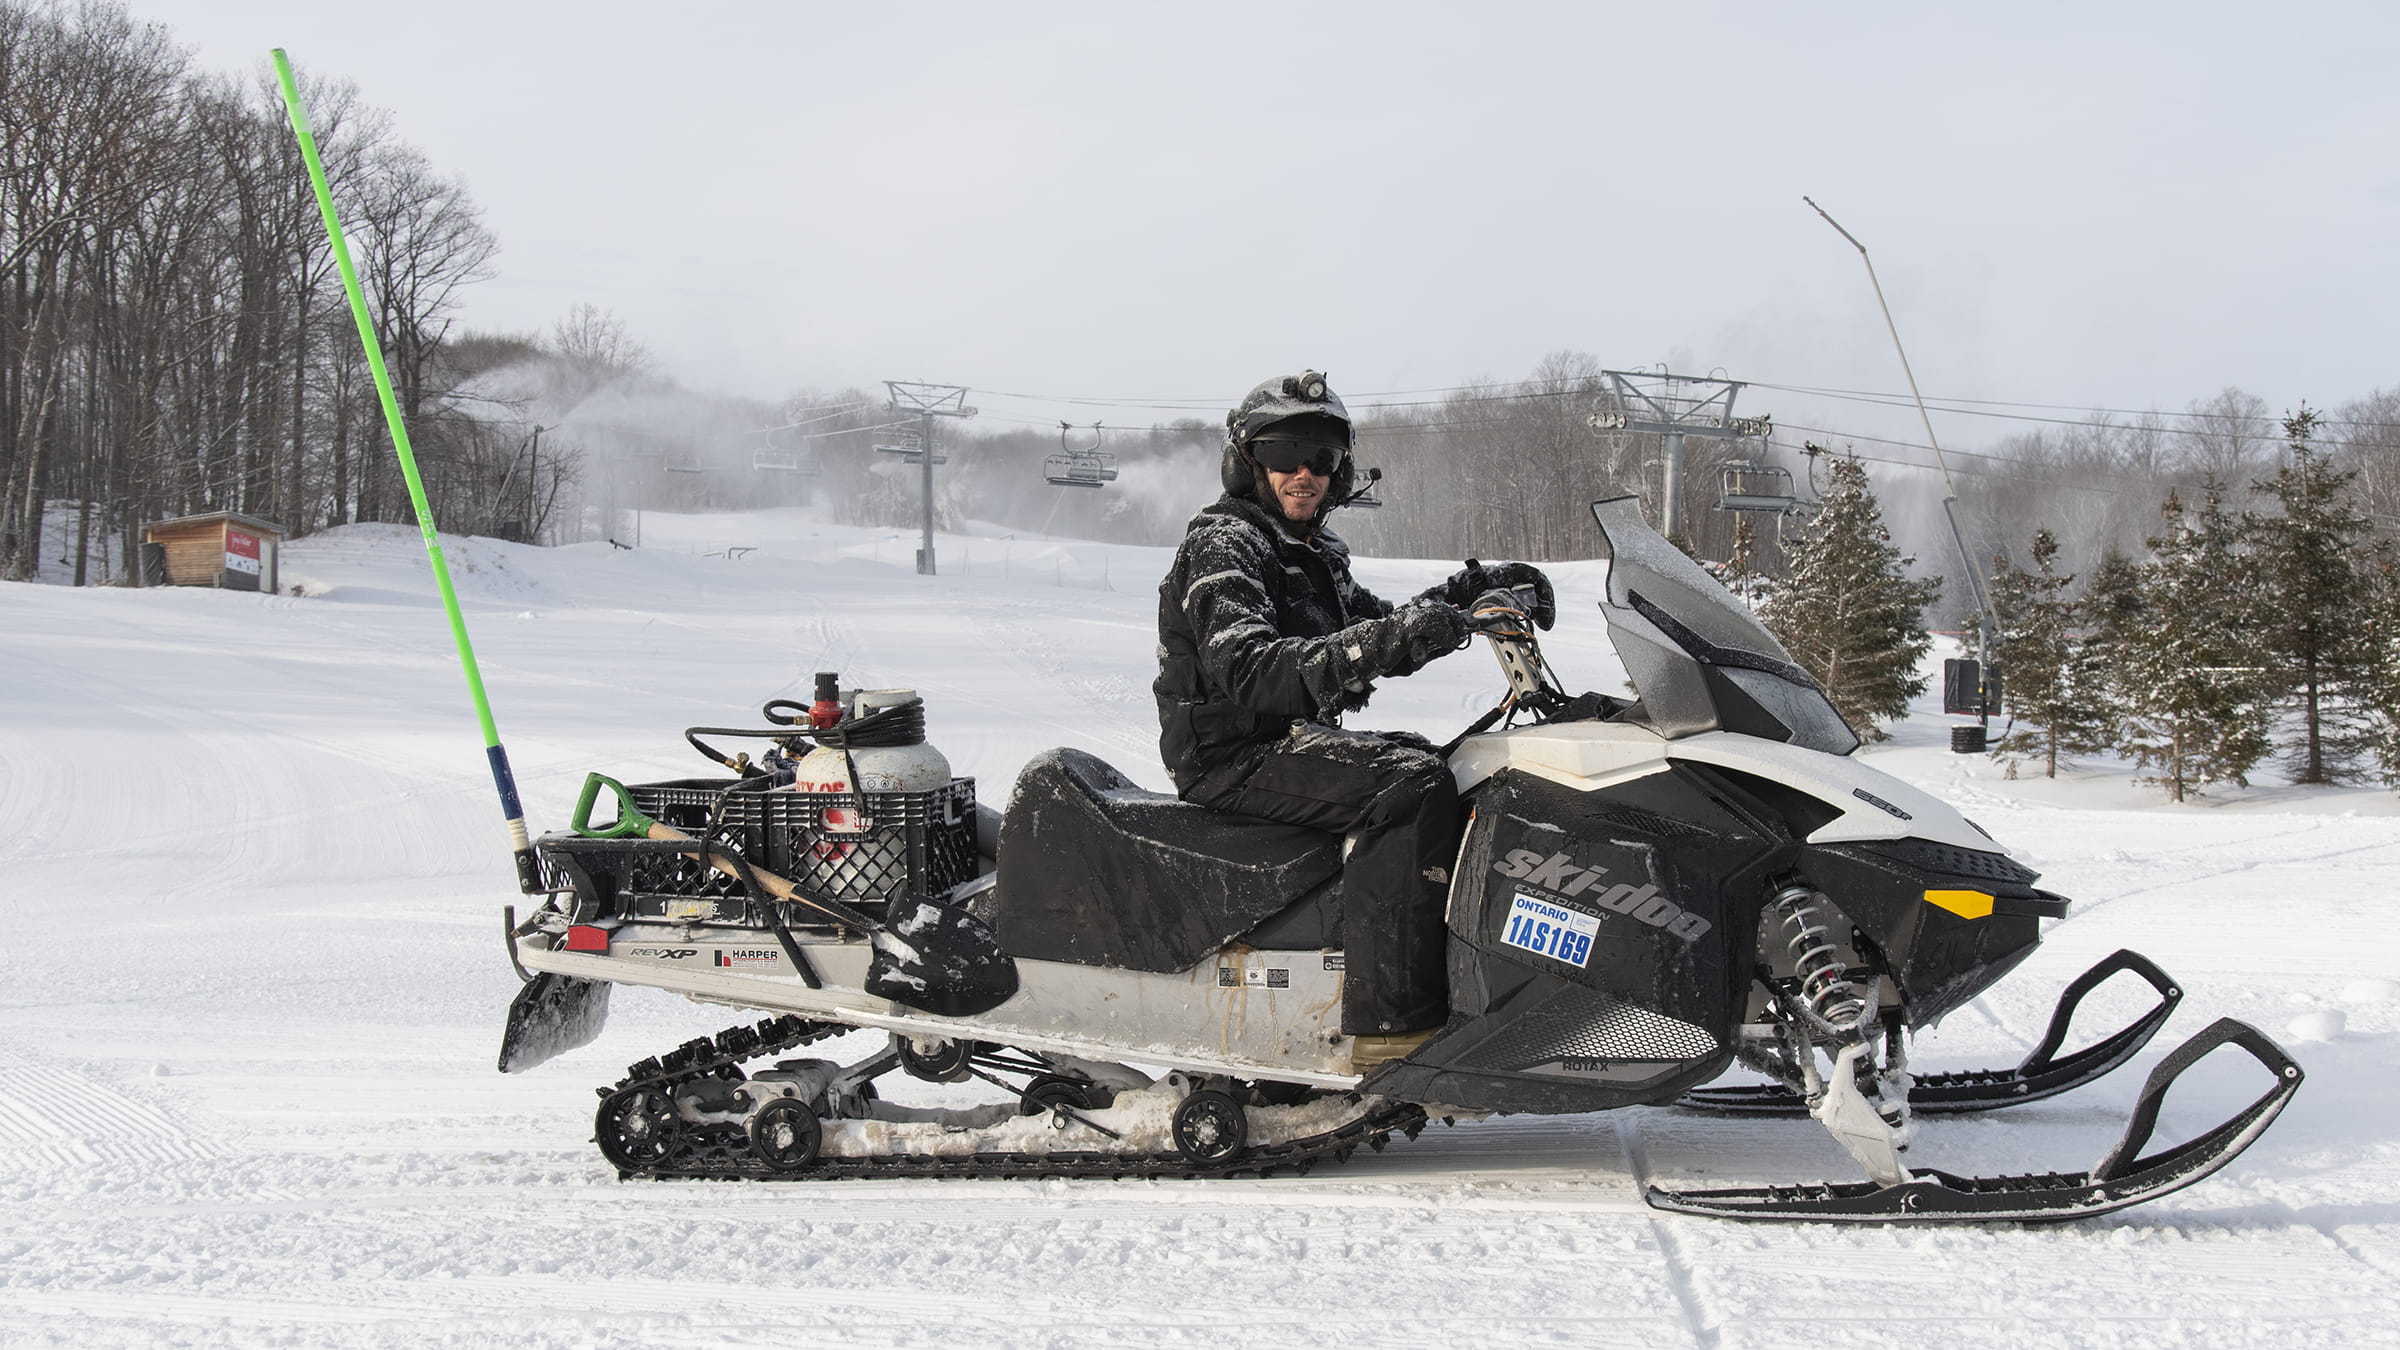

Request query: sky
[{"left": 165, "top": 2, "right": 2400, "bottom": 469}]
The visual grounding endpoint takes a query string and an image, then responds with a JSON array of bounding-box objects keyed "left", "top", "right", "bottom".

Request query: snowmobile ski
[
  {"left": 1648, "top": 1017, "right": 2301, "bottom": 1223},
  {"left": 1677, "top": 949, "right": 2182, "bottom": 1117}
]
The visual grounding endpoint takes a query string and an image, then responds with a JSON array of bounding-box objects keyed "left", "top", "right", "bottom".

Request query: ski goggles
[{"left": 1248, "top": 437, "right": 1345, "bottom": 477}]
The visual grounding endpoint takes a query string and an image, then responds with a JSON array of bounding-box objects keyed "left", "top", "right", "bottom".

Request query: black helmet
[{"left": 1221, "top": 370, "right": 1356, "bottom": 506}]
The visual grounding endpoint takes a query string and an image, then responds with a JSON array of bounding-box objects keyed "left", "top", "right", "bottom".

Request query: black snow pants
[{"left": 1185, "top": 722, "right": 1459, "bottom": 1036}]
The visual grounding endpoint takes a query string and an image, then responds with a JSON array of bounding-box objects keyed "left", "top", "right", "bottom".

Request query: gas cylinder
[{"left": 786, "top": 688, "right": 951, "bottom": 837}]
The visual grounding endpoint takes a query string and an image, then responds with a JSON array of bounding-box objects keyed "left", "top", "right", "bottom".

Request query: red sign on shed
[{"left": 225, "top": 529, "right": 262, "bottom": 577}]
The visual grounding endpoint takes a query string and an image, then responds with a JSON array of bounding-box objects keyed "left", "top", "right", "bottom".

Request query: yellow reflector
[{"left": 1925, "top": 889, "right": 1996, "bottom": 920}]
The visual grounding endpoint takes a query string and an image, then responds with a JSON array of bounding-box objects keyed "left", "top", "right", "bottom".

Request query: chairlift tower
[
  {"left": 879, "top": 381, "right": 976, "bottom": 575},
  {"left": 1587, "top": 370, "right": 1770, "bottom": 539}
]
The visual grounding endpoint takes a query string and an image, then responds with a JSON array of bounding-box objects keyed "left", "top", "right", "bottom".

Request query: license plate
[{"left": 1501, "top": 893, "right": 1599, "bottom": 968}]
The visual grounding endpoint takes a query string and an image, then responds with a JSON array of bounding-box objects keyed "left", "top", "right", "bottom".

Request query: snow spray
[{"left": 270, "top": 50, "right": 539, "bottom": 892}]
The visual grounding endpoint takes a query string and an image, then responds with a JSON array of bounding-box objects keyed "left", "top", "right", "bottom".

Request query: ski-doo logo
[
  {"left": 1492, "top": 848, "right": 1611, "bottom": 895},
  {"left": 624, "top": 947, "right": 699, "bottom": 960},
  {"left": 1491, "top": 848, "right": 1713, "bottom": 943}
]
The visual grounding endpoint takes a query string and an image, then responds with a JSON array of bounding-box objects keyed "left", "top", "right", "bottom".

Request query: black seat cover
[{"left": 994, "top": 748, "right": 1341, "bottom": 972}]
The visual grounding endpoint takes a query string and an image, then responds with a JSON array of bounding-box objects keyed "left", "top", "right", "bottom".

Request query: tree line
[
  {"left": 1955, "top": 386, "right": 2400, "bottom": 602},
  {"left": 1983, "top": 409, "right": 2400, "bottom": 798},
  {"left": 1754, "top": 412, "right": 2400, "bottom": 800},
  {"left": 0, "top": 0, "right": 506, "bottom": 583}
]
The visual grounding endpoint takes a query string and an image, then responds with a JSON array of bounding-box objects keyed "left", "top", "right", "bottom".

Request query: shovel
[{"left": 570, "top": 773, "right": 1018, "bottom": 1017}]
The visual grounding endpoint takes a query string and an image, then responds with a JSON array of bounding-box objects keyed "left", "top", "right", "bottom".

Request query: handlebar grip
[{"left": 570, "top": 772, "right": 653, "bottom": 839}]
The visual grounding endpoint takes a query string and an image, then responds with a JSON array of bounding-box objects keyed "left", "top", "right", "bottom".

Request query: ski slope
[{"left": 4, "top": 508, "right": 2398, "bottom": 1348}]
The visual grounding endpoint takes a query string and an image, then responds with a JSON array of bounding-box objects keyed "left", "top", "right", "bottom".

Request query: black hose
[
  {"left": 803, "top": 697, "right": 925, "bottom": 749},
  {"left": 684, "top": 696, "right": 928, "bottom": 771},
  {"left": 683, "top": 726, "right": 786, "bottom": 774}
]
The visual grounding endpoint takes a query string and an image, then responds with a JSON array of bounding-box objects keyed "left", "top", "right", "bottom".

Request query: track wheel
[
  {"left": 898, "top": 1036, "right": 977, "bottom": 1083},
  {"left": 748, "top": 1098, "right": 824, "bottom": 1173},
  {"left": 595, "top": 1088, "right": 682, "bottom": 1172},
  {"left": 1172, "top": 1088, "right": 1248, "bottom": 1165},
  {"left": 1018, "top": 1074, "right": 1107, "bottom": 1117}
]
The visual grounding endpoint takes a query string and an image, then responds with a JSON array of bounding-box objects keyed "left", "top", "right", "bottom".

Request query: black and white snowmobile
[{"left": 497, "top": 497, "right": 2301, "bottom": 1222}]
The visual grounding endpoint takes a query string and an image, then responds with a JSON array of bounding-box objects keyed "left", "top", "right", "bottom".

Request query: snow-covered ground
[{"left": 5, "top": 507, "right": 2397, "bottom": 1348}]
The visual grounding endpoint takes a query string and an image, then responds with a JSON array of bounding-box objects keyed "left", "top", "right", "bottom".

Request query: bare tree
[{"left": 2175, "top": 387, "right": 2274, "bottom": 484}]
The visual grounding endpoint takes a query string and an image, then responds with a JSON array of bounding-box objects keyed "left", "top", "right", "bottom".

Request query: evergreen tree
[
  {"left": 1990, "top": 530, "right": 2111, "bottom": 777},
  {"left": 2248, "top": 407, "right": 2380, "bottom": 783},
  {"left": 2119, "top": 483, "right": 2276, "bottom": 801},
  {"left": 1757, "top": 456, "right": 1940, "bottom": 741},
  {"left": 1716, "top": 512, "right": 1770, "bottom": 610},
  {"left": 2357, "top": 542, "right": 2400, "bottom": 784},
  {"left": 2075, "top": 548, "right": 2148, "bottom": 755}
]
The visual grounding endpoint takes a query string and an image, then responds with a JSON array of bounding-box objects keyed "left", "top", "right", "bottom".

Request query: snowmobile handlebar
[
  {"left": 1465, "top": 585, "right": 1563, "bottom": 708},
  {"left": 1463, "top": 585, "right": 1547, "bottom": 636}
]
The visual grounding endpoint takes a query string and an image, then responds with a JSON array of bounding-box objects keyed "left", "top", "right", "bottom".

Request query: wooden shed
[{"left": 141, "top": 511, "right": 284, "bottom": 593}]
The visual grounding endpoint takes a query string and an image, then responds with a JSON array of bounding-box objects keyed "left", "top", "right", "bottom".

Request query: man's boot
[{"left": 1348, "top": 1028, "right": 1435, "bottom": 1072}]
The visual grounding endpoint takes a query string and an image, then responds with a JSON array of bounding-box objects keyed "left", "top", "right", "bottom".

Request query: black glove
[
  {"left": 1354, "top": 599, "right": 1469, "bottom": 676},
  {"left": 1427, "top": 559, "right": 1556, "bottom": 630},
  {"left": 1304, "top": 602, "right": 1471, "bottom": 717}
]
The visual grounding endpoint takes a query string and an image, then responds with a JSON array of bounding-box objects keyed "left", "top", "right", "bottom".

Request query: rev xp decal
[{"left": 1492, "top": 846, "right": 1714, "bottom": 943}]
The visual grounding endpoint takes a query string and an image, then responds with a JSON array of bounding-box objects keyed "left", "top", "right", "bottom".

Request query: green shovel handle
[{"left": 571, "top": 773, "right": 655, "bottom": 839}]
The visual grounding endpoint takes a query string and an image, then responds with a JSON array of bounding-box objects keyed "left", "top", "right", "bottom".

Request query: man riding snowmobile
[{"left": 1154, "top": 370, "right": 1555, "bottom": 1066}]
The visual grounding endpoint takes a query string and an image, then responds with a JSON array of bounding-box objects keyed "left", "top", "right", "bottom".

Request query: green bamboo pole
[{"left": 272, "top": 49, "right": 538, "bottom": 888}]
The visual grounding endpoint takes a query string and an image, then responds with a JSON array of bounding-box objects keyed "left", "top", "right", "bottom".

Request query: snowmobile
[{"left": 496, "top": 496, "right": 2301, "bottom": 1222}]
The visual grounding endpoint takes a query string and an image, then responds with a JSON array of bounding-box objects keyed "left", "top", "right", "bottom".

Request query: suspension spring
[{"left": 1770, "top": 883, "right": 1873, "bottom": 1034}]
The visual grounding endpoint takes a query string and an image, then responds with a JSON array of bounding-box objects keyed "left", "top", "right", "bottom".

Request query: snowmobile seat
[{"left": 992, "top": 747, "right": 1343, "bottom": 972}]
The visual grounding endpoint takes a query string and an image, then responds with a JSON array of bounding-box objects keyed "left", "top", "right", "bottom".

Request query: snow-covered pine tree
[
  {"left": 1756, "top": 456, "right": 1939, "bottom": 741},
  {"left": 2248, "top": 407, "right": 2380, "bottom": 783},
  {"left": 1991, "top": 530, "right": 2110, "bottom": 777},
  {"left": 2076, "top": 547, "right": 2147, "bottom": 755},
  {"left": 2362, "top": 542, "right": 2400, "bottom": 784},
  {"left": 2119, "top": 482, "right": 2276, "bottom": 801}
]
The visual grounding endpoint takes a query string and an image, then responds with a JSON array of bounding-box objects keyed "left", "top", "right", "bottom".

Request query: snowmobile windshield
[{"left": 1588, "top": 496, "right": 1860, "bottom": 756}]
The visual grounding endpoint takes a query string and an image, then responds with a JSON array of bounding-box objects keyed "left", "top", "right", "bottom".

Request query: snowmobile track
[{"left": 596, "top": 1015, "right": 1431, "bottom": 1183}]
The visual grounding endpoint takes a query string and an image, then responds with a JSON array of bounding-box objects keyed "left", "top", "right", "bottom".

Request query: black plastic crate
[{"left": 616, "top": 776, "right": 979, "bottom": 909}]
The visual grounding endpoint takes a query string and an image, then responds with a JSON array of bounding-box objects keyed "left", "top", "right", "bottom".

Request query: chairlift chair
[
  {"left": 873, "top": 427, "right": 946, "bottom": 466},
  {"left": 663, "top": 449, "right": 710, "bottom": 475},
  {"left": 1715, "top": 459, "right": 1799, "bottom": 514},
  {"left": 1043, "top": 421, "right": 1117, "bottom": 488},
  {"left": 752, "top": 448, "right": 821, "bottom": 475}
]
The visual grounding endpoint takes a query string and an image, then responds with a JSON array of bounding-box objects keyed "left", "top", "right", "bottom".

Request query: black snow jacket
[{"left": 1155, "top": 494, "right": 1439, "bottom": 793}]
